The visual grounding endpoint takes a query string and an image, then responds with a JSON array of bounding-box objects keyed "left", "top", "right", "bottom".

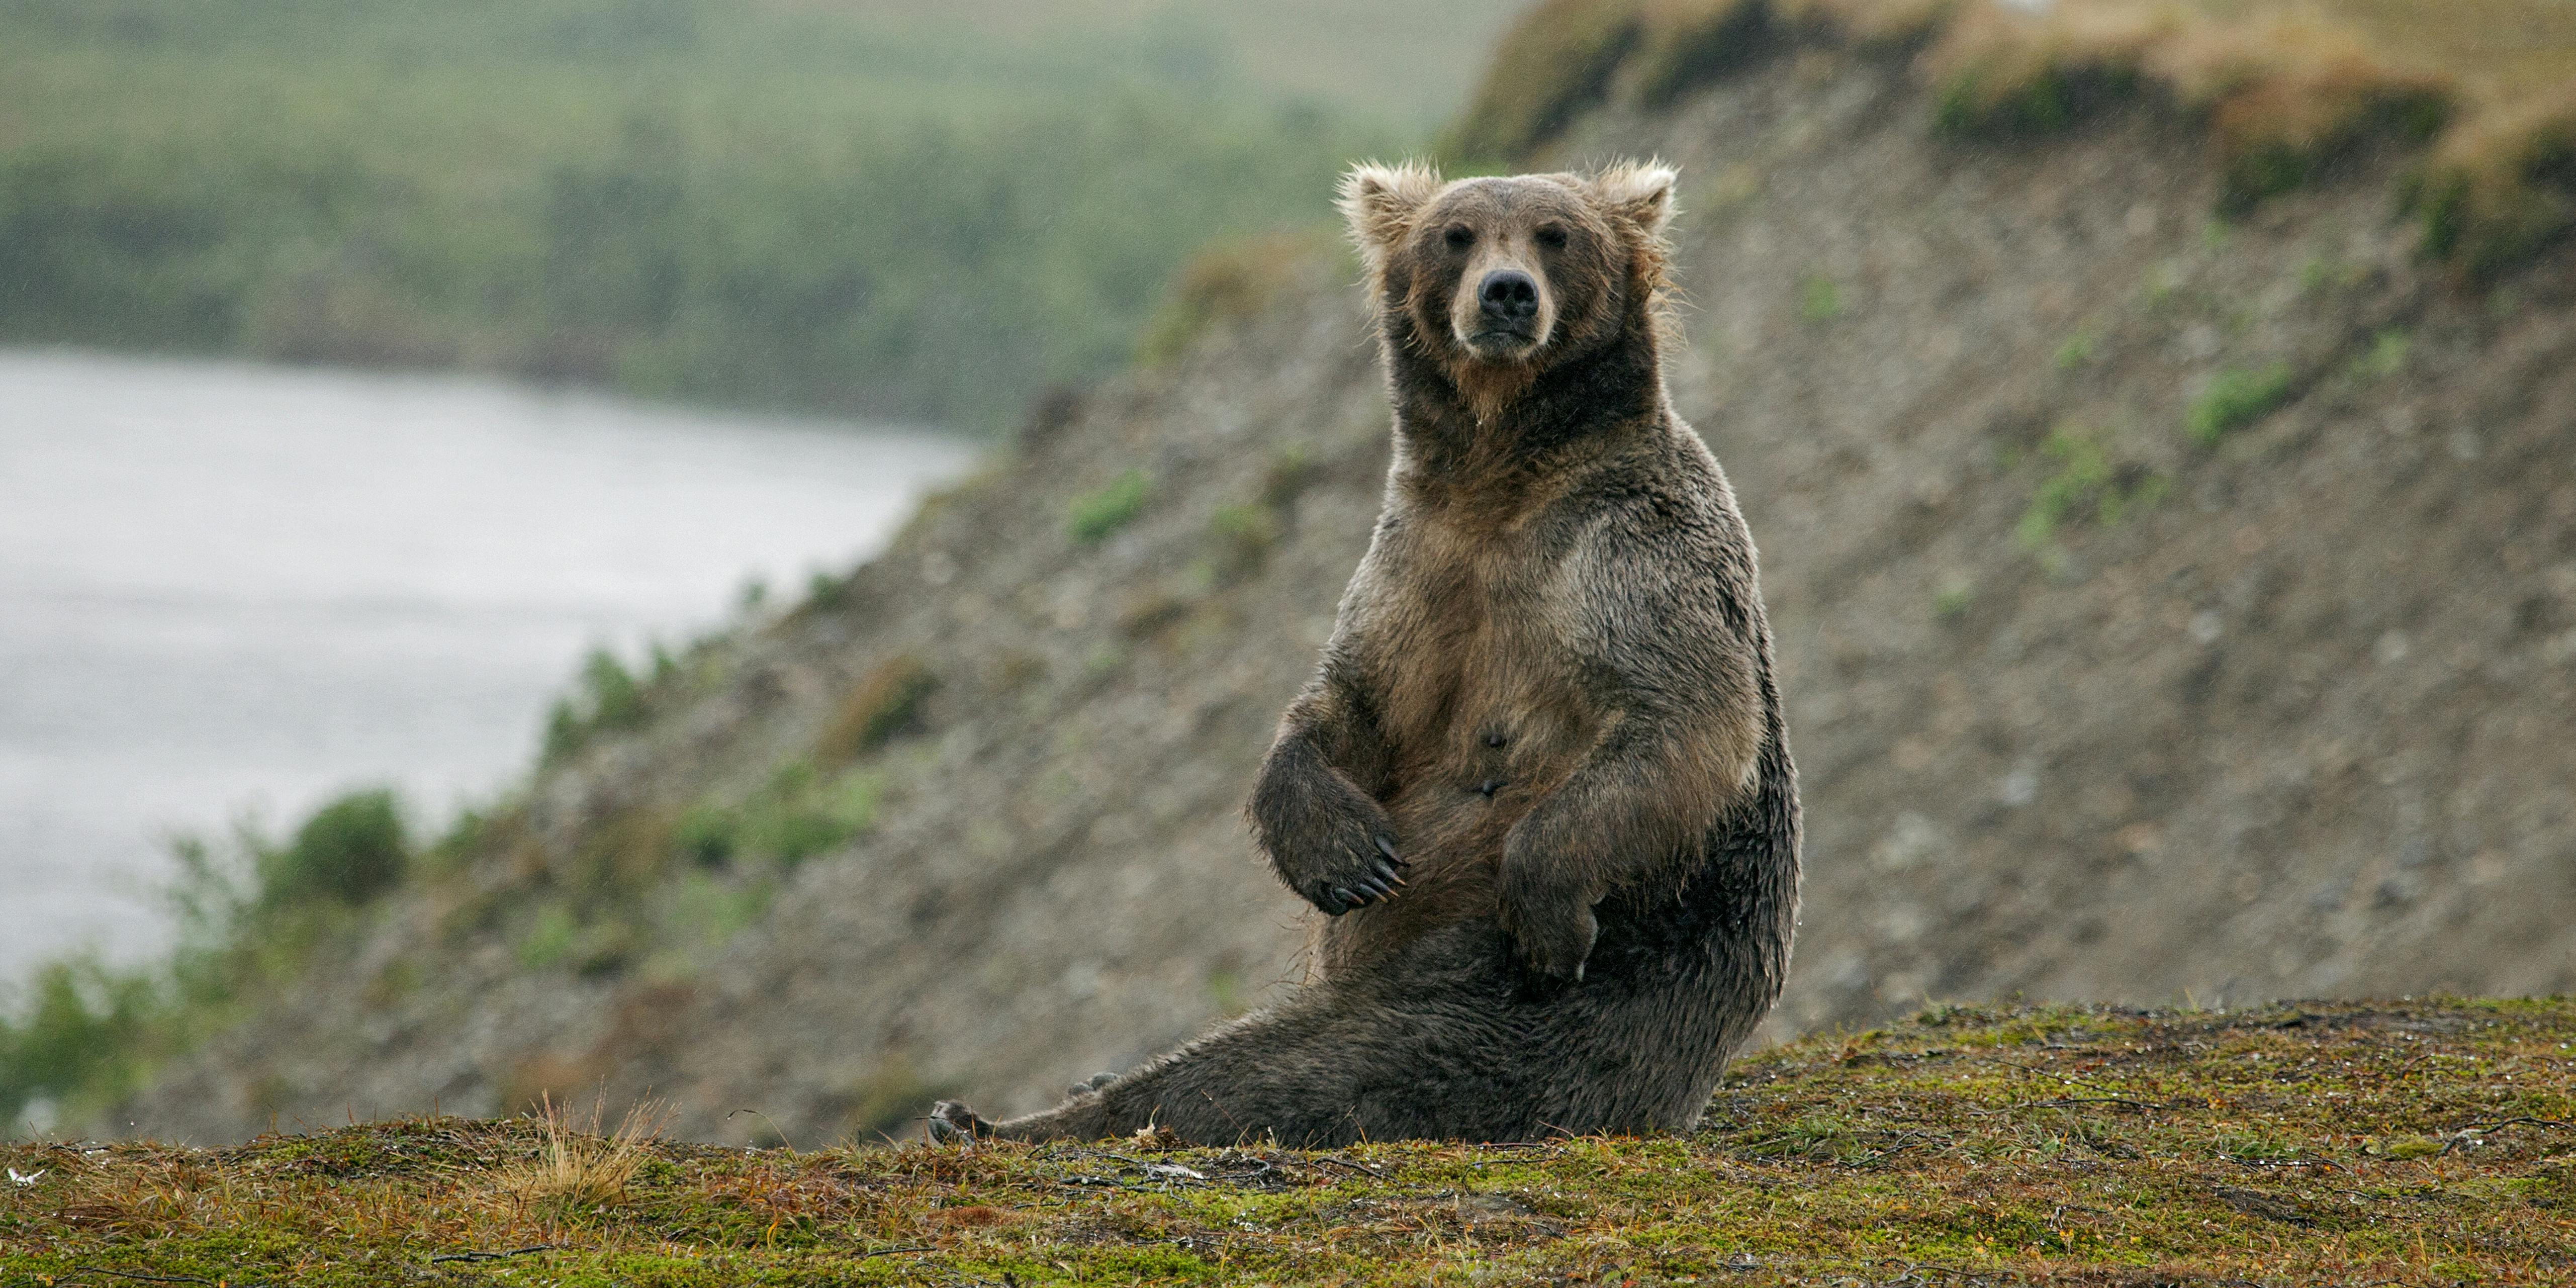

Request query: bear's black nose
[{"left": 1478, "top": 269, "right": 1539, "bottom": 322}]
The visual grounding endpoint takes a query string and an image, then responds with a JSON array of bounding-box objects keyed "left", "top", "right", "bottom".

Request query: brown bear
[{"left": 929, "top": 159, "right": 1800, "bottom": 1146}]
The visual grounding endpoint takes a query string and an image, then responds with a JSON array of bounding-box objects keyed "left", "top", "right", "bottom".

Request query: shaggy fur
[{"left": 930, "top": 161, "right": 1800, "bottom": 1146}]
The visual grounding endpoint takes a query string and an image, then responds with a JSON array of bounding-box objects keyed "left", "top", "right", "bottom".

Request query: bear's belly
[{"left": 1310, "top": 692, "right": 1601, "bottom": 977}]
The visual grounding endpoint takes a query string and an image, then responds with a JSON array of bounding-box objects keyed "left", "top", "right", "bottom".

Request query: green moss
[
  {"left": 516, "top": 904, "right": 578, "bottom": 969},
  {"left": 658, "top": 872, "right": 773, "bottom": 952},
  {"left": 2052, "top": 329, "right": 2097, "bottom": 370},
  {"left": 1797, "top": 273, "right": 1845, "bottom": 324},
  {"left": 2352, "top": 327, "right": 2412, "bottom": 381},
  {"left": 2013, "top": 424, "right": 2168, "bottom": 556},
  {"left": 2185, "top": 360, "right": 2296, "bottom": 445},
  {"left": 1066, "top": 469, "right": 1152, "bottom": 545}
]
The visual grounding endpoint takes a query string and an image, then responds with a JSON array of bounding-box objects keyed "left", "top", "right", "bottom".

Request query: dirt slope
[{"left": 105, "top": 24, "right": 2576, "bottom": 1147}]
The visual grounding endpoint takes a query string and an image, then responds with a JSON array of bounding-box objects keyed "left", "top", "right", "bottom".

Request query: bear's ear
[
  {"left": 1339, "top": 160, "right": 1443, "bottom": 268},
  {"left": 1590, "top": 159, "right": 1679, "bottom": 237}
]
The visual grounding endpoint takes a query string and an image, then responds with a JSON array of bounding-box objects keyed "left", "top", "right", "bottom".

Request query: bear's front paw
[
  {"left": 926, "top": 1100, "right": 993, "bottom": 1144},
  {"left": 1280, "top": 827, "right": 1406, "bottom": 915},
  {"left": 1499, "top": 880, "right": 1599, "bottom": 982},
  {"left": 1257, "top": 784, "right": 1408, "bottom": 914}
]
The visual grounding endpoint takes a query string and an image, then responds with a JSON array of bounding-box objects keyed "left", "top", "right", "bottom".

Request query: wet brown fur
[{"left": 930, "top": 160, "right": 1799, "bottom": 1148}]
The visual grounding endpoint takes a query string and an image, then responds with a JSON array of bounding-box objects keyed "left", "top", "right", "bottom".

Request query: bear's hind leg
[{"left": 927, "top": 942, "right": 1527, "bottom": 1146}]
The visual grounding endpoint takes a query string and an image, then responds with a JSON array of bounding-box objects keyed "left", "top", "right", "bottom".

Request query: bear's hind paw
[{"left": 926, "top": 1100, "right": 993, "bottom": 1144}]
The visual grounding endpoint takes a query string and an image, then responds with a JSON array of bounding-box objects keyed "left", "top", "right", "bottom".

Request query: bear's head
[{"left": 1338, "top": 159, "right": 1676, "bottom": 418}]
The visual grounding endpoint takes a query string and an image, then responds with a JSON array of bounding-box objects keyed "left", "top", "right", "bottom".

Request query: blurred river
[{"left": 0, "top": 349, "right": 975, "bottom": 977}]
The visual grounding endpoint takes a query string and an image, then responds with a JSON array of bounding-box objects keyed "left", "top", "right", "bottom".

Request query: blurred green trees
[
  {"left": 0, "top": 0, "right": 1408, "bottom": 430},
  {"left": 0, "top": 785, "right": 419, "bottom": 1130}
]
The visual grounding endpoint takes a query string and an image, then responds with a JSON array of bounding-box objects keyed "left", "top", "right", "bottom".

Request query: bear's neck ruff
[{"left": 1381, "top": 293, "right": 1667, "bottom": 508}]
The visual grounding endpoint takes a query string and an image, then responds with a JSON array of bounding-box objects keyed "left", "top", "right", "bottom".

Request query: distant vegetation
[
  {"left": 0, "top": 608, "right": 938, "bottom": 1132},
  {"left": 0, "top": 0, "right": 1516, "bottom": 430},
  {"left": 0, "top": 784, "right": 424, "bottom": 1131}
]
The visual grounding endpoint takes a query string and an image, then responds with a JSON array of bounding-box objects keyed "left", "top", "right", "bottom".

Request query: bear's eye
[
  {"left": 1443, "top": 225, "right": 1475, "bottom": 251},
  {"left": 1535, "top": 225, "right": 1569, "bottom": 250}
]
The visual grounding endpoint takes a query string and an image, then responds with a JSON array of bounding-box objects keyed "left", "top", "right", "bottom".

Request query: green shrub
[
  {"left": 680, "top": 765, "right": 883, "bottom": 872},
  {"left": 256, "top": 788, "right": 409, "bottom": 910},
  {"left": 2015, "top": 425, "right": 2168, "bottom": 554},
  {"left": 2219, "top": 83, "right": 2451, "bottom": 214},
  {"left": 1067, "top": 470, "right": 1152, "bottom": 544},
  {"left": 541, "top": 647, "right": 653, "bottom": 765},
  {"left": 2411, "top": 123, "right": 2576, "bottom": 279},
  {"left": 0, "top": 785, "right": 453, "bottom": 1130},
  {"left": 2186, "top": 361, "right": 2295, "bottom": 445},
  {"left": 517, "top": 905, "right": 580, "bottom": 969},
  {"left": 673, "top": 804, "right": 740, "bottom": 869},
  {"left": 660, "top": 872, "right": 773, "bottom": 952},
  {"left": 582, "top": 649, "right": 646, "bottom": 730},
  {"left": 742, "top": 808, "right": 850, "bottom": 867},
  {"left": 0, "top": 960, "right": 161, "bottom": 1127}
]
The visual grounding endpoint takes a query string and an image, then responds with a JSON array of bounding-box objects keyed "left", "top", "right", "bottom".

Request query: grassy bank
[
  {"left": 4, "top": 1000, "right": 2570, "bottom": 1283},
  {"left": 0, "top": 0, "right": 1512, "bottom": 430}
]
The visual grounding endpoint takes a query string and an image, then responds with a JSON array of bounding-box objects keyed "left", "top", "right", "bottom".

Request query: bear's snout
[
  {"left": 1478, "top": 270, "right": 1539, "bottom": 323},
  {"left": 1462, "top": 263, "right": 1547, "bottom": 357}
]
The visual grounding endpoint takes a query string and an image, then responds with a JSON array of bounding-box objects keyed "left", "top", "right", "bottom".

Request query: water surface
[{"left": 0, "top": 350, "right": 974, "bottom": 976}]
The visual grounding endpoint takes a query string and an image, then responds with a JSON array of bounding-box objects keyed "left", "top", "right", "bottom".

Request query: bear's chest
[{"left": 1344, "top": 517, "right": 1604, "bottom": 845}]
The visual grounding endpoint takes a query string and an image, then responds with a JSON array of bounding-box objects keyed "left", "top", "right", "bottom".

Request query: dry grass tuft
[
  {"left": 1925, "top": 4, "right": 2453, "bottom": 203},
  {"left": 1445, "top": 0, "right": 1648, "bottom": 161},
  {"left": 489, "top": 1093, "right": 671, "bottom": 1214},
  {"left": 1775, "top": 0, "right": 1957, "bottom": 44},
  {"left": 815, "top": 653, "right": 940, "bottom": 765},
  {"left": 2413, "top": 83, "right": 2576, "bottom": 274},
  {"left": 1133, "top": 231, "right": 1333, "bottom": 365},
  {"left": 1626, "top": 0, "right": 1778, "bottom": 107},
  {"left": 1921, "top": 1, "right": 2173, "bottom": 135}
]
